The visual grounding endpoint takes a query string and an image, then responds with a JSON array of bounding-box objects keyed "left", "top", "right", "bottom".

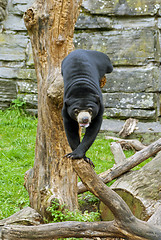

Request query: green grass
[
  {"left": 0, "top": 106, "right": 151, "bottom": 220},
  {"left": 0, "top": 108, "right": 37, "bottom": 219},
  {"left": 86, "top": 138, "right": 115, "bottom": 174}
]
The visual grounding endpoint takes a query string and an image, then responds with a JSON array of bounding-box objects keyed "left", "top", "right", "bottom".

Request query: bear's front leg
[
  {"left": 66, "top": 113, "right": 103, "bottom": 167},
  {"left": 62, "top": 108, "right": 80, "bottom": 151}
]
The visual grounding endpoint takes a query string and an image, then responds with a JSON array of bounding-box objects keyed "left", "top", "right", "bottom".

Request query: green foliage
[
  {"left": 78, "top": 192, "right": 99, "bottom": 207},
  {"left": 86, "top": 138, "right": 115, "bottom": 174},
  {"left": 47, "top": 199, "right": 100, "bottom": 223},
  {"left": 10, "top": 98, "right": 26, "bottom": 110}
]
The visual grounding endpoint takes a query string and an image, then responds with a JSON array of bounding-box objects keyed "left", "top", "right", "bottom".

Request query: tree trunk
[
  {"left": 23, "top": 0, "right": 82, "bottom": 217},
  {"left": 100, "top": 151, "right": 161, "bottom": 222}
]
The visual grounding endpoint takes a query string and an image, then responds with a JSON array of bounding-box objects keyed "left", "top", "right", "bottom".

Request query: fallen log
[
  {"left": 100, "top": 151, "right": 161, "bottom": 222},
  {"left": 1, "top": 221, "right": 126, "bottom": 239},
  {"left": 78, "top": 138, "right": 161, "bottom": 194},
  {"left": 73, "top": 159, "right": 161, "bottom": 239},
  {"left": 0, "top": 207, "right": 43, "bottom": 227}
]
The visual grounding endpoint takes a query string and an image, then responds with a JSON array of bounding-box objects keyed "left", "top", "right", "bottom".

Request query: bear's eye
[
  {"left": 88, "top": 108, "right": 93, "bottom": 115},
  {"left": 74, "top": 109, "right": 79, "bottom": 116}
]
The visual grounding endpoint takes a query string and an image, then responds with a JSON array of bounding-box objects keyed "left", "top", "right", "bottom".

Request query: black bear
[{"left": 61, "top": 49, "right": 113, "bottom": 166}]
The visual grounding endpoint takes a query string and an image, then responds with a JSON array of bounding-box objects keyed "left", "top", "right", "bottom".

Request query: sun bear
[{"left": 61, "top": 49, "right": 113, "bottom": 167}]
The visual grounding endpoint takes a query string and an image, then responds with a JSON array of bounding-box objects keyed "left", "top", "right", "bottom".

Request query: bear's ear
[{"left": 64, "top": 98, "right": 70, "bottom": 106}]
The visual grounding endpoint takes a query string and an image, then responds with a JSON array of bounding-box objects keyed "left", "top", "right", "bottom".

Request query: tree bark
[
  {"left": 23, "top": 0, "right": 82, "bottom": 217},
  {"left": 73, "top": 159, "right": 161, "bottom": 240},
  {"left": 148, "top": 201, "right": 161, "bottom": 226},
  {"left": 1, "top": 221, "right": 126, "bottom": 240}
]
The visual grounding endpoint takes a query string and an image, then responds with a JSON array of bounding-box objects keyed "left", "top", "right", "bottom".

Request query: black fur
[{"left": 61, "top": 49, "right": 113, "bottom": 166}]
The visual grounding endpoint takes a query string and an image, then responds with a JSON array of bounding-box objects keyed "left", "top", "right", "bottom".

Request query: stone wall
[{"left": 0, "top": 0, "right": 161, "bottom": 120}]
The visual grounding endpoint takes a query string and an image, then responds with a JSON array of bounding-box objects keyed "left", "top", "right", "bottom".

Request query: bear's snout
[
  {"left": 77, "top": 111, "right": 91, "bottom": 128},
  {"left": 82, "top": 116, "right": 89, "bottom": 123}
]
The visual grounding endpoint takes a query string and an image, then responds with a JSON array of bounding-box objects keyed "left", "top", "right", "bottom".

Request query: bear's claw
[{"left": 64, "top": 153, "right": 95, "bottom": 168}]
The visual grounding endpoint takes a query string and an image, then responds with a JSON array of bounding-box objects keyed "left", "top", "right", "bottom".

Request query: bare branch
[
  {"left": 1, "top": 221, "right": 126, "bottom": 239},
  {"left": 105, "top": 137, "right": 161, "bottom": 182}
]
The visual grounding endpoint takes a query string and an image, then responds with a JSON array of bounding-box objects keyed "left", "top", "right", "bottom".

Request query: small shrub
[
  {"left": 10, "top": 98, "right": 26, "bottom": 111},
  {"left": 47, "top": 199, "right": 100, "bottom": 223}
]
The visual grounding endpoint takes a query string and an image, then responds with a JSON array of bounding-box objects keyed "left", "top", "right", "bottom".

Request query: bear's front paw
[
  {"left": 64, "top": 152, "right": 95, "bottom": 168},
  {"left": 64, "top": 150, "right": 84, "bottom": 160}
]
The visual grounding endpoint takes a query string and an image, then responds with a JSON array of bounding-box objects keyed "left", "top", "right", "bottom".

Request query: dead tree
[{"left": 23, "top": 0, "right": 82, "bottom": 217}]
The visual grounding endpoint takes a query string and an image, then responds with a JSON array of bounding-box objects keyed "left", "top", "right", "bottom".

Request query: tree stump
[{"left": 100, "top": 151, "right": 161, "bottom": 222}]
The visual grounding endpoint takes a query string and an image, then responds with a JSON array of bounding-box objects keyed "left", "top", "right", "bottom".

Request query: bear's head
[{"left": 65, "top": 94, "right": 100, "bottom": 128}]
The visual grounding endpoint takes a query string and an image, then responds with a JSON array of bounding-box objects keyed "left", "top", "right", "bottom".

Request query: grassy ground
[
  {"left": 0, "top": 104, "right": 149, "bottom": 220},
  {"left": 0, "top": 107, "right": 37, "bottom": 219}
]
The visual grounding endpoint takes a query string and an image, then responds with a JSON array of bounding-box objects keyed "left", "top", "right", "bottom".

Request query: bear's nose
[{"left": 82, "top": 117, "right": 89, "bottom": 123}]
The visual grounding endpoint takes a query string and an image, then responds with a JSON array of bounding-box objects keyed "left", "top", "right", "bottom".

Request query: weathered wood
[
  {"left": 110, "top": 142, "right": 126, "bottom": 165},
  {"left": 23, "top": 0, "right": 82, "bottom": 217},
  {"left": 119, "top": 118, "right": 138, "bottom": 138},
  {"left": 106, "top": 136, "right": 146, "bottom": 151},
  {"left": 148, "top": 201, "right": 161, "bottom": 226},
  {"left": 2, "top": 159, "right": 161, "bottom": 240},
  {"left": 105, "top": 138, "right": 161, "bottom": 182},
  {"left": 1, "top": 221, "right": 126, "bottom": 240},
  {"left": 78, "top": 138, "right": 161, "bottom": 194},
  {"left": 101, "top": 151, "right": 161, "bottom": 222},
  {"left": 0, "top": 207, "right": 43, "bottom": 240},
  {"left": 0, "top": 207, "right": 43, "bottom": 227},
  {"left": 118, "top": 139, "right": 145, "bottom": 151}
]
